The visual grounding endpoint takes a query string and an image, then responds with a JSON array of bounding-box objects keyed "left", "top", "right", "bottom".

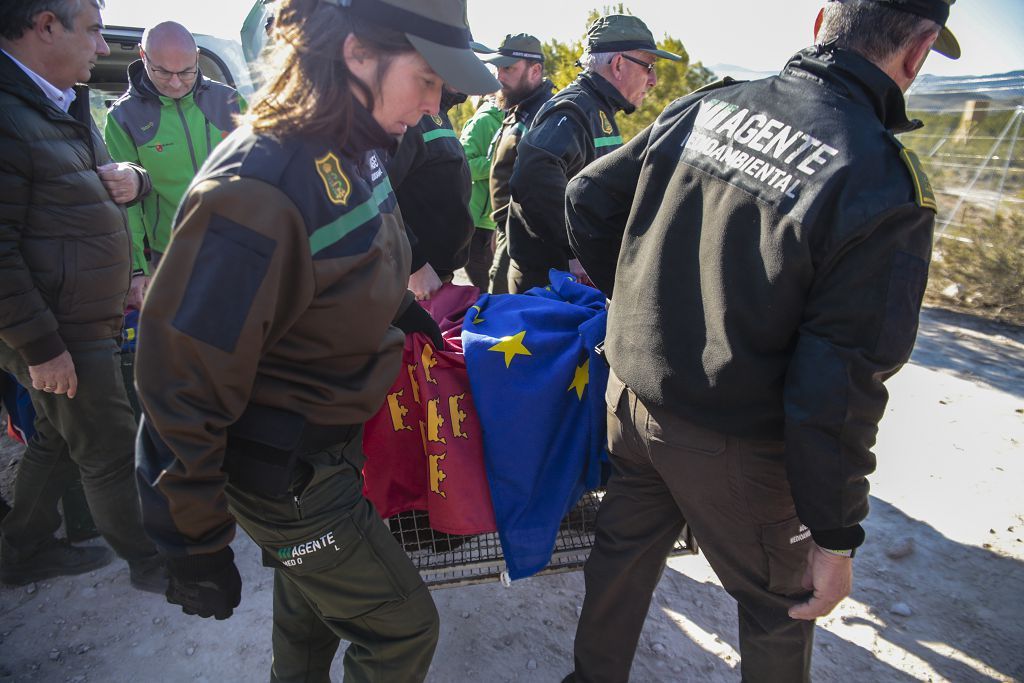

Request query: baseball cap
[
  {"left": 857, "top": 0, "right": 960, "bottom": 59},
  {"left": 584, "top": 14, "right": 682, "bottom": 62},
  {"left": 323, "top": 0, "right": 500, "bottom": 93},
  {"left": 481, "top": 34, "right": 545, "bottom": 68}
]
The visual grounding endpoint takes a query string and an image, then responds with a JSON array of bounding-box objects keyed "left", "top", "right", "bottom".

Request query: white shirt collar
[{"left": 2, "top": 48, "right": 77, "bottom": 113}]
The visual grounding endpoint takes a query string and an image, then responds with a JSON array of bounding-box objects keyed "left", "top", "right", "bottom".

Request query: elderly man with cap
[
  {"left": 562, "top": 1, "right": 959, "bottom": 681},
  {"left": 480, "top": 33, "right": 554, "bottom": 293},
  {"left": 504, "top": 15, "right": 680, "bottom": 293},
  {"left": 105, "top": 21, "right": 245, "bottom": 309}
]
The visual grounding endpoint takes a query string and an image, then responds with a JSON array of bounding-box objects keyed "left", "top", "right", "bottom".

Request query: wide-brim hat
[
  {"left": 330, "top": 0, "right": 499, "bottom": 93},
  {"left": 584, "top": 14, "right": 682, "bottom": 62},
  {"left": 856, "top": 0, "right": 960, "bottom": 59},
  {"left": 481, "top": 33, "right": 545, "bottom": 68}
]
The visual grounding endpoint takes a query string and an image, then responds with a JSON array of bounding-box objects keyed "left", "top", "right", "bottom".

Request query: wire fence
[{"left": 900, "top": 101, "right": 1024, "bottom": 239}]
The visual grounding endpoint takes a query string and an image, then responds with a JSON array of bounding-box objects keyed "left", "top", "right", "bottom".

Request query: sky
[{"left": 102, "top": 0, "right": 1023, "bottom": 78}]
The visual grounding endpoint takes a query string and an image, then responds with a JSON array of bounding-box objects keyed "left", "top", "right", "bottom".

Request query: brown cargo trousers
[{"left": 571, "top": 370, "right": 815, "bottom": 682}]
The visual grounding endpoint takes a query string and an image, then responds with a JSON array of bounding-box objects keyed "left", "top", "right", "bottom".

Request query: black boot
[
  {"left": 128, "top": 553, "right": 168, "bottom": 594},
  {"left": 0, "top": 539, "right": 112, "bottom": 585}
]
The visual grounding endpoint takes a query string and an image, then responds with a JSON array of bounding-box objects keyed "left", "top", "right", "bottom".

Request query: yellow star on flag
[
  {"left": 468, "top": 304, "right": 485, "bottom": 325},
  {"left": 489, "top": 330, "right": 532, "bottom": 368},
  {"left": 568, "top": 359, "right": 590, "bottom": 400}
]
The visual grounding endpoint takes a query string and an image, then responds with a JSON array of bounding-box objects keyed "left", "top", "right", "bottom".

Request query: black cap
[{"left": 854, "top": 0, "right": 960, "bottom": 59}]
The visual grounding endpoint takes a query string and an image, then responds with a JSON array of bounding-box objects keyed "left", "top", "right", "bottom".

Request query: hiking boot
[
  {"left": 0, "top": 540, "right": 113, "bottom": 586},
  {"left": 129, "top": 553, "right": 168, "bottom": 594}
]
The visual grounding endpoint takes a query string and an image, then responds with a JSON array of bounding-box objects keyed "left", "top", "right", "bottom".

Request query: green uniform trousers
[
  {"left": 487, "top": 227, "right": 511, "bottom": 294},
  {"left": 226, "top": 439, "right": 439, "bottom": 683},
  {"left": 571, "top": 370, "right": 815, "bottom": 683},
  {"left": 508, "top": 258, "right": 567, "bottom": 294}
]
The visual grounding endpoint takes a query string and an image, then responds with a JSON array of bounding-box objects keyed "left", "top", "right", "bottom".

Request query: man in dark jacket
[
  {"left": 504, "top": 14, "right": 680, "bottom": 293},
  {"left": 388, "top": 88, "right": 474, "bottom": 300},
  {"left": 0, "top": 0, "right": 164, "bottom": 592},
  {"left": 481, "top": 33, "right": 553, "bottom": 294},
  {"left": 562, "top": 1, "right": 959, "bottom": 681}
]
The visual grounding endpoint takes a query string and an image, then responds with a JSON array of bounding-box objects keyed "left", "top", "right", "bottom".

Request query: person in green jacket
[
  {"left": 104, "top": 21, "right": 245, "bottom": 309},
  {"left": 458, "top": 94, "right": 503, "bottom": 289}
]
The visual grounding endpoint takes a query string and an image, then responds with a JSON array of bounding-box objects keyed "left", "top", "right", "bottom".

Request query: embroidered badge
[
  {"left": 315, "top": 152, "right": 352, "bottom": 206},
  {"left": 599, "top": 110, "right": 613, "bottom": 135},
  {"left": 431, "top": 114, "right": 444, "bottom": 127}
]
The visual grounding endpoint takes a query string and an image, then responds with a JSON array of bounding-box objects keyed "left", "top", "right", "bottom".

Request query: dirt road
[{"left": 1, "top": 307, "right": 1021, "bottom": 682}]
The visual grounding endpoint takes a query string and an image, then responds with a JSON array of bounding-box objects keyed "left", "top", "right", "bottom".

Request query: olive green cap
[
  {"left": 584, "top": 14, "right": 682, "bottom": 61},
  {"left": 323, "top": 0, "right": 499, "bottom": 93},
  {"left": 481, "top": 33, "right": 545, "bottom": 67}
]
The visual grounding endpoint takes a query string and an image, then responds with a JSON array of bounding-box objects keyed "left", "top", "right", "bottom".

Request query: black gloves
[
  {"left": 166, "top": 546, "right": 242, "bottom": 620},
  {"left": 394, "top": 300, "right": 444, "bottom": 348}
]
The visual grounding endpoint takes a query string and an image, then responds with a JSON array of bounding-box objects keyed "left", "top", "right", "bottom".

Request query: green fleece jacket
[
  {"left": 459, "top": 101, "right": 503, "bottom": 230},
  {"left": 105, "top": 60, "right": 245, "bottom": 273}
]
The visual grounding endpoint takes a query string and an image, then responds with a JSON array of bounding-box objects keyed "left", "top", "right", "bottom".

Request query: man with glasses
[
  {"left": 503, "top": 14, "right": 679, "bottom": 293},
  {"left": 105, "top": 21, "right": 245, "bottom": 308}
]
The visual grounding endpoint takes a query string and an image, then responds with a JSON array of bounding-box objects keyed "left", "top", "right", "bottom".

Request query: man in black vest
[
  {"left": 504, "top": 15, "right": 680, "bottom": 293},
  {"left": 563, "top": 1, "right": 959, "bottom": 681}
]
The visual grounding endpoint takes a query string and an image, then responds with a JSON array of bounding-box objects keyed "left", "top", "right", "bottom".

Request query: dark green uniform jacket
[
  {"left": 507, "top": 71, "right": 632, "bottom": 269},
  {"left": 566, "top": 46, "right": 936, "bottom": 550},
  {"left": 105, "top": 60, "right": 245, "bottom": 273},
  {"left": 136, "top": 108, "right": 414, "bottom": 557},
  {"left": 387, "top": 91, "right": 472, "bottom": 277},
  {"left": 0, "top": 52, "right": 147, "bottom": 365},
  {"left": 488, "top": 79, "right": 554, "bottom": 227}
]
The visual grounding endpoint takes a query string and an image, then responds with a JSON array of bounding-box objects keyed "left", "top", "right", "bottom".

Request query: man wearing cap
[
  {"left": 562, "top": 1, "right": 957, "bottom": 681},
  {"left": 481, "top": 33, "right": 554, "bottom": 294},
  {"left": 504, "top": 15, "right": 680, "bottom": 293}
]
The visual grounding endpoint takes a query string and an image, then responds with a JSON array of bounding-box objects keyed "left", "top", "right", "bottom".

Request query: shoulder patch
[
  {"left": 899, "top": 147, "right": 937, "bottom": 211},
  {"left": 430, "top": 114, "right": 444, "bottom": 127},
  {"left": 599, "top": 110, "right": 613, "bottom": 135},
  {"left": 315, "top": 152, "right": 352, "bottom": 206}
]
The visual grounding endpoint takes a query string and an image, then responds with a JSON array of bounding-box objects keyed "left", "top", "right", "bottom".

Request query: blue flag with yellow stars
[{"left": 462, "top": 270, "right": 609, "bottom": 580}]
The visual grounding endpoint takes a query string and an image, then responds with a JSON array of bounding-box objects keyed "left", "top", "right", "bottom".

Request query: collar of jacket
[
  {"left": 126, "top": 58, "right": 209, "bottom": 104},
  {"left": 578, "top": 70, "right": 635, "bottom": 116},
  {"left": 522, "top": 78, "right": 556, "bottom": 109},
  {"left": 342, "top": 100, "right": 397, "bottom": 158},
  {"left": 0, "top": 51, "right": 88, "bottom": 125},
  {"left": 784, "top": 44, "right": 922, "bottom": 134}
]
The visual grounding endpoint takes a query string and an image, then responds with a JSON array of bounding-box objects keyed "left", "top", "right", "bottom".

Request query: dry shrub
[{"left": 927, "top": 210, "right": 1024, "bottom": 325}]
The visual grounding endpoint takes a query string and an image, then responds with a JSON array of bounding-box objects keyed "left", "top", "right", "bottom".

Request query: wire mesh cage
[{"left": 388, "top": 489, "right": 698, "bottom": 589}]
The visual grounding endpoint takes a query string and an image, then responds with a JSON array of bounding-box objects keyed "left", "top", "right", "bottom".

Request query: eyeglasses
[
  {"left": 146, "top": 60, "right": 199, "bottom": 81},
  {"left": 619, "top": 53, "right": 656, "bottom": 74}
]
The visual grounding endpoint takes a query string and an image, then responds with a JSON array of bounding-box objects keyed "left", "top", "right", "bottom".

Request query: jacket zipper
[{"left": 176, "top": 100, "right": 200, "bottom": 173}]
